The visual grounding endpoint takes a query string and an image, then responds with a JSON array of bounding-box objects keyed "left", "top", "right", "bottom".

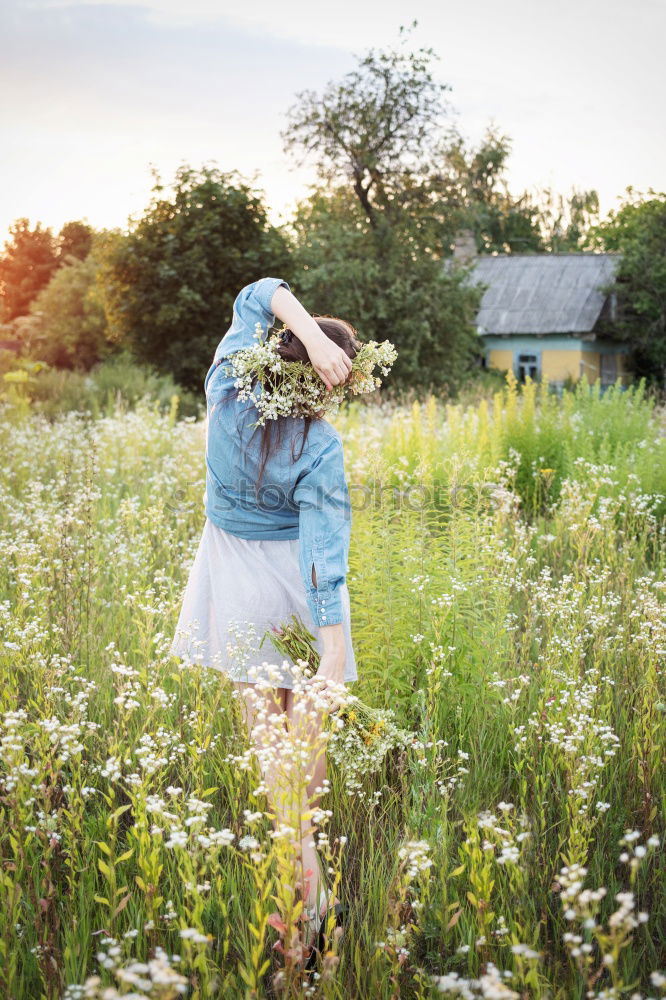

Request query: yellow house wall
[
  {"left": 579, "top": 351, "right": 601, "bottom": 382},
  {"left": 541, "top": 349, "right": 589, "bottom": 382},
  {"left": 487, "top": 348, "right": 514, "bottom": 373},
  {"left": 485, "top": 342, "right": 629, "bottom": 384}
]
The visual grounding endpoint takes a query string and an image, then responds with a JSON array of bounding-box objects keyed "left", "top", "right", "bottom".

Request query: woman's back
[
  {"left": 203, "top": 278, "right": 348, "bottom": 542},
  {"left": 205, "top": 392, "right": 345, "bottom": 540}
]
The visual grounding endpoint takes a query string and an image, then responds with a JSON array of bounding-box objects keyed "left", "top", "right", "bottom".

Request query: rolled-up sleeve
[
  {"left": 205, "top": 277, "right": 290, "bottom": 393},
  {"left": 292, "top": 434, "right": 351, "bottom": 627}
]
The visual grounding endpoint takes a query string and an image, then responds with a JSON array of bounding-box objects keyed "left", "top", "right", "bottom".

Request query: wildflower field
[{"left": 1, "top": 376, "right": 665, "bottom": 999}]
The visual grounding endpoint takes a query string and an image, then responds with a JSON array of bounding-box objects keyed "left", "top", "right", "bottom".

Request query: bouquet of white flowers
[
  {"left": 223, "top": 323, "right": 398, "bottom": 426},
  {"left": 261, "top": 616, "right": 416, "bottom": 787}
]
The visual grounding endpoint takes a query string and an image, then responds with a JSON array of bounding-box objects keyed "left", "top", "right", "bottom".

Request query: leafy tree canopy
[
  {"left": 29, "top": 233, "right": 112, "bottom": 371},
  {"left": 535, "top": 188, "right": 600, "bottom": 252},
  {"left": 58, "top": 221, "right": 94, "bottom": 263},
  {"left": 282, "top": 26, "right": 575, "bottom": 257},
  {"left": 0, "top": 219, "right": 59, "bottom": 321},
  {"left": 0, "top": 218, "right": 95, "bottom": 321},
  {"left": 283, "top": 26, "right": 484, "bottom": 391},
  {"left": 101, "top": 165, "right": 290, "bottom": 392},
  {"left": 283, "top": 23, "right": 451, "bottom": 232},
  {"left": 282, "top": 26, "right": 607, "bottom": 394},
  {"left": 430, "top": 127, "right": 544, "bottom": 254},
  {"left": 591, "top": 188, "right": 666, "bottom": 383},
  {"left": 289, "top": 185, "right": 482, "bottom": 393}
]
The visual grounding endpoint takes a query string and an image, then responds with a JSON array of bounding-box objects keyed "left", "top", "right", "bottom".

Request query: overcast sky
[{"left": 1, "top": 0, "right": 664, "bottom": 243}]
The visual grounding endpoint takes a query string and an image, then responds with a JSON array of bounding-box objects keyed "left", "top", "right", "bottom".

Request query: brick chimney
[{"left": 452, "top": 229, "right": 477, "bottom": 264}]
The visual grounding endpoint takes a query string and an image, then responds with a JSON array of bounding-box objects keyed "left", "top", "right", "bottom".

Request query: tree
[
  {"left": 535, "top": 188, "right": 601, "bottom": 252},
  {"left": 0, "top": 219, "right": 59, "bottom": 320},
  {"left": 283, "top": 23, "right": 451, "bottom": 235},
  {"left": 591, "top": 188, "right": 666, "bottom": 384},
  {"left": 283, "top": 27, "right": 545, "bottom": 256},
  {"left": 0, "top": 218, "right": 94, "bottom": 323},
  {"left": 283, "top": 26, "right": 483, "bottom": 391},
  {"left": 431, "top": 126, "right": 544, "bottom": 254},
  {"left": 101, "top": 166, "right": 290, "bottom": 391},
  {"left": 58, "top": 221, "right": 94, "bottom": 263},
  {"left": 290, "top": 185, "right": 482, "bottom": 392},
  {"left": 29, "top": 234, "right": 112, "bottom": 370}
]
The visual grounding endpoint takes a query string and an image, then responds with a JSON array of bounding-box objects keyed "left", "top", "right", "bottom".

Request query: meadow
[{"left": 0, "top": 375, "right": 665, "bottom": 999}]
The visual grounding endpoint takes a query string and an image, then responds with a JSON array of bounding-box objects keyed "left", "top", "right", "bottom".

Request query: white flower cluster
[
  {"left": 64, "top": 941, "right": 188, "bottom": 999},
  {"left": 325, "top": 697, "right": 416, "bottom": 795},
  {"left": 431, "top": 961, "right": 520, "bottom": 998},
  {"left": 225, "top": 324, "right": 398, "bottom": 426},
  {"left": 397, "top": 839, "right": 434, "bottom": 882}
]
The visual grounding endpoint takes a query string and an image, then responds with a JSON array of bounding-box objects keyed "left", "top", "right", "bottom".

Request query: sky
[{"left": 1, "top": 0, "right": 664, "bottom": 244}]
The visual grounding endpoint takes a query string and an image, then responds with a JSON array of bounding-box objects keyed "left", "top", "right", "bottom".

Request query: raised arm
[
  {"left": 270, "top": 284, "right": 353, "bottom": 390},
  {"left": 206, "top": 278, "right": 353, "bottom": 395},
  {"left": 204, "top": 277, "right": 291, "bottom": 394},
  {"left": 217, "top": 277, "right": 290, "bottom": 358}
]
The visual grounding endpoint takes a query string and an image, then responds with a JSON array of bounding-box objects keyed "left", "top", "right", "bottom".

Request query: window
[{"left": 516, "top": 352, "right": 540, "bottom": 382}]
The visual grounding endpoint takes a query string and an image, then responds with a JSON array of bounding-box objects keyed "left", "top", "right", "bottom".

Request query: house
[{"left": 453, "top": 234, "right": 630, "bottom": 387}]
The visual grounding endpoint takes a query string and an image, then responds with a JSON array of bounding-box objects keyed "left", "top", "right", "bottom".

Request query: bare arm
[
  {"left": 317, "top": 624, "right": 346, "bottom": 684},
  {"left": 312, "top": 563, "right": 345, "bottom": 685},
  {"left": 270, "top": 284, "right": 352, "bottom": 390}
]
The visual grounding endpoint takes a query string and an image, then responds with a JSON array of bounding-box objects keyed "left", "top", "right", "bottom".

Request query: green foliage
[
  {"left": 101, "top": 166, "right": 291, "bottom": 392},
  {"left": 534, "top": 187, "right": 601, "bottom": 251},
  {"left": 23, "top": 351, "right": 201, "bottom": 420},
  {"left": 29, "top": 235, "right": 112, "bottom": 370},
  {"left": 282, "top": 25, "right": 599, "bottom": 268},
  {"left": 0, "top": 357, "right": 47, "bottom": 418},
  {"left": 592, "top": 188, "right": 666, "bottom": 384},
  {"left": 403, "top": 372, "right": 666, "bottom": 517},
  {"left": 0, "top": 218, "right": 95, "bottom": 322},
  {"left": 58, "top": 220, "right": 94, "bottom": 262},
  {"left": 283, "top": 24, "right": 450, "bottom": 223},
  {"left": 290, "top": 185, "right": 483, "bottom": 394},
  {"left": 434, "top": 126, "right": 545, "bottom": 254},
  {"left": 283, "top": 28, "right": 564, "bottom": 391}
]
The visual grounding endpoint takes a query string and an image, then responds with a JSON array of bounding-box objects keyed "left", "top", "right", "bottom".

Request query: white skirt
[{"left": 169, "top": 518, "right": 358, "bottom": 689}]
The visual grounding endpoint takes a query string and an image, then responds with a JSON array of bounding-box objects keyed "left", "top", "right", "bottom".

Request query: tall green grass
[{"left": 0, "top": 376, "right": 664, "bottom": 999}]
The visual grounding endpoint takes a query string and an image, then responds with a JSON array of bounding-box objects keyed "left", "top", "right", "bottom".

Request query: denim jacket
[{"left": 202, "top": 277, "right": 351, "bottom": 628}]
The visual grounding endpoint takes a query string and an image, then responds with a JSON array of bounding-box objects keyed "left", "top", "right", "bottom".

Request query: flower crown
[{"left": 224, "top": 323, "right": 398, "bottom": 427}]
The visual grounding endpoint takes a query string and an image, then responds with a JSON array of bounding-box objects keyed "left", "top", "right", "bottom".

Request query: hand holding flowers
[
  {"left": 304, "top": 335, "right": 353, "bottom": 390},
  {"left": 225, "top": 325, "right": 398, "bottom": 427},
  {"left": 261, "top": 616, "right": 416, "bottom": 783}
]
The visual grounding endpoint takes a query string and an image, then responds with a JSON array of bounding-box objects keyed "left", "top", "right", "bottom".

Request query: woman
[{"left": 170, "top": 276, "right": 360, "bottom": 965}]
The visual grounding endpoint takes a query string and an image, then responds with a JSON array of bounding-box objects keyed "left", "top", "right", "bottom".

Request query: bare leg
[
  {"left": 233, "top": 680, "right": 287, "bottom": 735},
  {"left": 232, "top": 680, "right": 289, "bottom": 827},
  {"left": 284, "top": 686, "right": 334, "bottom": 936},
  {"left": 233, "top": 680, "right": 333, "bottom": 950},
  {"left": 234, "top": 681, "right": 317, "bottom": 944}
]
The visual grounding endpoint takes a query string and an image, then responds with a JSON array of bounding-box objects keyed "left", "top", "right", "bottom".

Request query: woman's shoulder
[
  {"left": 296, "top": 419, "right": 345, "bottom": 474},
  {"left": 308, "top": 417, "right": 343, "bottom": 450}
]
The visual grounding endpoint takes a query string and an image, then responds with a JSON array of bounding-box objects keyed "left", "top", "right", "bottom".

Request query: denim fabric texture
[{"left": 203, "top": 277, "right": 351, "bottom": 627}]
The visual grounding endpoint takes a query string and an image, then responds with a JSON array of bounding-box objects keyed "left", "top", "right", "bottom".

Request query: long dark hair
[
  {"left": 256, "top": 316, "right": 361, "bottom": 486},
  {"left": 221, "top": 316, "right": 361, "bottom": 492}
]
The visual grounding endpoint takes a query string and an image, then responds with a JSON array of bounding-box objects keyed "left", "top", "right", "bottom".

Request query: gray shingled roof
[{"left": 467, "top": 253, "right": 621, "bottom": 335}]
